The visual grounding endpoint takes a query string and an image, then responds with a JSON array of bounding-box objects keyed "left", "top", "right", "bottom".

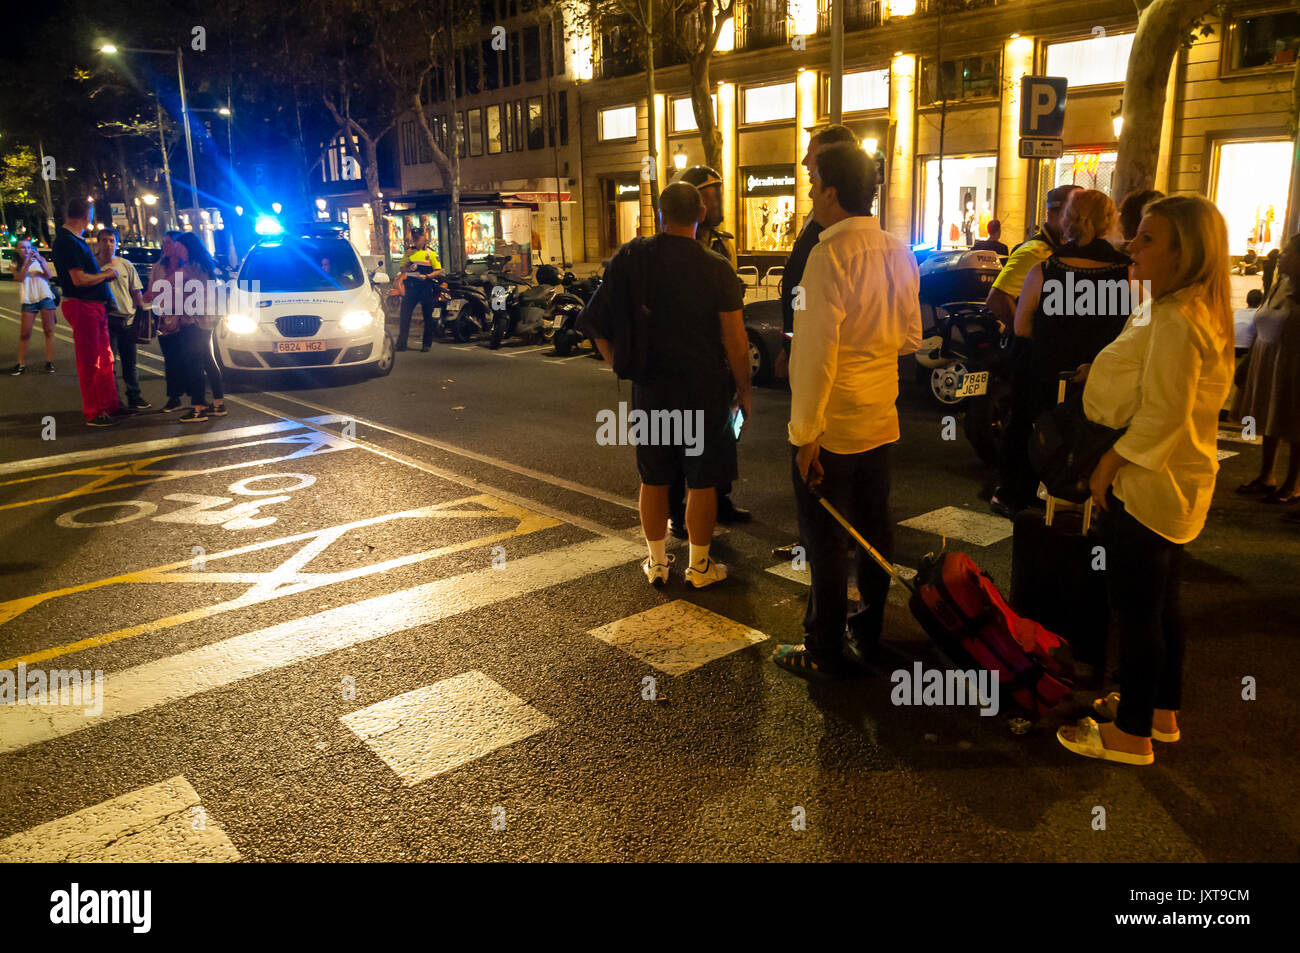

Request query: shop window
[
  {"left": 671, "top": 94, "right": 717, "bottom": 132},
  {"left": 463, "top": 209, "right": 496, "bottom": 259},
  {"left": 468, "top": 108, "right": 484, "bottom": 157},
  {"left": 1045, "top": 33, "right": 1134, "bottom": 87},
  {"left": 528, "top": 96, "right": 545, "bottom": 149},
  {"left": 920, "top": 53, "right": 1001, "bottom": 104},
  {"left": 1214, "top": 140, "right": 1291, "bottom": 255},
  {"left": 524, "top": 25, "right": 542, "bottom": 82},
  {"left": 598, "top": 104, "right": 636, "bottom": 141},
  {"left": 487, "top": 104, "right": 503, "bottom": 154},
  {"left": 740, "top": 165, "right": 798, "bottom": 252},
  {"left": 1050, "top": 150, "right": 1117, "bottom": 196},
  {"left": 743, "top": 82, "right": 796, "bottom": 124},
  {"left": 837, "top": 69, "right": 890, "bottom": 113},
  {"left": 1228, "top": 9, "right": 1300, "bottom": 70},
  {"left": 920, "top": 155, "right": 998, "bottom": 249}
]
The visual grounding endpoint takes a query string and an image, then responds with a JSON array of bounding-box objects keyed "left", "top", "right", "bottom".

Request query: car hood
[{"left": 229, "top": 287, "right": 378, "bottom": 316}]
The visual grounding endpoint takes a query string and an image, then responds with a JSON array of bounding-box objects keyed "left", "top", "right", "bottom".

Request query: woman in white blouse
[{"left": 1057, "top": 195, "right": 1235, "bottom": 766}]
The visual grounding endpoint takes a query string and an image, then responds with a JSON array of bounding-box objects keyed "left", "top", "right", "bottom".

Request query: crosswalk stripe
[
  {"left": 588, "top": 600, "right": 769, "bottom": 676},
  {"left": 341, "top": 672, "right": 555, "bottom": 785},
  {"left": 898, "top": 506, "right": 1013, "bottom": 547},
  {"left": 0, "top": 775, "right": 240, "bottom": 862},
  {"left": 0, "top": 535, "right": 643, "bottom": 754}
]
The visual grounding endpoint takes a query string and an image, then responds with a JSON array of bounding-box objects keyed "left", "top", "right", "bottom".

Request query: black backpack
[{"left": 577, "top": 237, "right": 656, "bottom": 383}]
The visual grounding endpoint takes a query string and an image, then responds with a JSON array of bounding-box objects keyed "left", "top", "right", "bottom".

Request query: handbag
[{"left": 1029, "top": 384, "right": 1124, "bottom": 504}]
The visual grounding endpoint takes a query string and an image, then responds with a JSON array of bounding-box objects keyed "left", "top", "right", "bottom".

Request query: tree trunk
[
  {"left": 690, "top": 52, "right": 723, "bottom": 172},
  {"left": 361, "top": 133, "right": 390, "bottom": 266},
  {"left": 1112, "top": 0, "right": 1217, "bottom": 202}
]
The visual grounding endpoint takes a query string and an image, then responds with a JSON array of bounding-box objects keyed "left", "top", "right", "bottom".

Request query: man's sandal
[
  {"left": 771, "top": 644, "right": 852, "bottom": 681},
  {"left": 1092, "top": 692, "right": 1180, "bottom": 742},
  {"left": 1057, "top": 717, "right": 1154, "bottom": 765}
]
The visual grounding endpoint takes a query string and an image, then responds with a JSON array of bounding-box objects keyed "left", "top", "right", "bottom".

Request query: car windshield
[{"left": 238, "top": 239, "right": 363, "bottom": 292}]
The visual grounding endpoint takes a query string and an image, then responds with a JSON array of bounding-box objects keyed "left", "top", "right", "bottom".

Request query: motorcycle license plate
[
  {"left": 447, "top": 299, "right": 464, "bottom": 313},
  {"left": 276, "top": 341, "right": 326, "bottom": 353},
  {"left": 552, "top": 315, "right": 564, "bottom": 329},
  {"left": 956, "top": 371, "right": 989, "bottom": 397}
]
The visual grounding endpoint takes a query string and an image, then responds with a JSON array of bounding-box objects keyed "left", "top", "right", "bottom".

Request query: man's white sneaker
[
  {"left": 642, "top": 554, "right": 674, "bottom": 588},
  {"left": 685, "top": 557, "right": 727, "bottom": 589}
]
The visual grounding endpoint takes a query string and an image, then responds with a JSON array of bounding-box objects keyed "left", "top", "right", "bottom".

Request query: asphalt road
[{"left": 0, "top": 281, "right": 1296, "bottom": 863}]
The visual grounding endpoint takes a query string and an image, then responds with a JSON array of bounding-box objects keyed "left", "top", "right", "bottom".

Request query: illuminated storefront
[
  {"left": 1049, "top": 150, "right": 1117, "bottom": 197},
  {"left": 1212, "top": 139, "right": 1293, "bottom": 256},
  {"left": 920, "top": 155, "right": 997, "bottom": 249},
  {"left": 740, "top": 165, "right": 798, "bottom": 253}
]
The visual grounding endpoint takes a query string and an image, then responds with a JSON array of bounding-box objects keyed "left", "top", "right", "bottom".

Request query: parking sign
[{"left": 1019, "top": 76, "right": 1068, "bottom": 139}]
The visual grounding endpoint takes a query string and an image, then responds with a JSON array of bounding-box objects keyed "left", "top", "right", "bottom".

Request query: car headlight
[
  {"left": 340, "top": 310, "right": 374, "bottom": 331},
  {"left": 225, "top": 313, "right": 257, "bottom": 334}
]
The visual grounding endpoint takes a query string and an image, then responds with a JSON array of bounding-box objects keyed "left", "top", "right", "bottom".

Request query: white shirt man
[{"left": 774, "top": 142, "right": 922, "bottom": 680}]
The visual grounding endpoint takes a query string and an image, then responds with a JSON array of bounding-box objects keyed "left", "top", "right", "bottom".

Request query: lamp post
[{"left": 101, "top": 45, "right": 199, "bottom": 228}]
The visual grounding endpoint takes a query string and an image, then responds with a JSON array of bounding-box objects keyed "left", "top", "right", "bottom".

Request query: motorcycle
[
  {"left": 914, "top": 301, "right": 1009, "bottom": 406},
  {"left": 550, "top": 271, "right": 603, "bottom": 357}
]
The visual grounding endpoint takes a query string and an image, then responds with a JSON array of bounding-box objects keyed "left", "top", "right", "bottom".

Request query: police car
[{"left": 215, "top": 226, "right": 394, "bottom": 379}]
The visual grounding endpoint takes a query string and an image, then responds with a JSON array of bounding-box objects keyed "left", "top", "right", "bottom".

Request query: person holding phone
[
  {"left": 10, "top": 237, "right": 58, "bottom": 375},
  {"left": 774, "top": 144, "right": 922, "bottom": 679}
]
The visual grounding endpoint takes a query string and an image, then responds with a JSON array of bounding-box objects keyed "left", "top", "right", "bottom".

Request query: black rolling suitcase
[{"left": 1011, "top": 376, "right": 1109, "bottom": 680}]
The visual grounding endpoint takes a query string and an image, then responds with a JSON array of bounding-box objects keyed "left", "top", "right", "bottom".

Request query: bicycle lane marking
[
  {"left": 0, "top": 534, "right": 643, "bottom": 754},
  {"left": 0, "top": 429, "right": 352, "bottom": 512},
  {"left": 0, "top": 493, "right": 561, "bottom": 669}
]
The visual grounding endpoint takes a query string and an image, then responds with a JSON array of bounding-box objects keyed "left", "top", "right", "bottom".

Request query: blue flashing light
[{"left": 254, "top": 215, "right": 283, "bottom": 236}]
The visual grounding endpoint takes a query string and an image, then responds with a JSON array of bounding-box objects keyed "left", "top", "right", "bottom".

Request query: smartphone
[{"left": 731, "top": 407, "right": 745, "bottom": 440}]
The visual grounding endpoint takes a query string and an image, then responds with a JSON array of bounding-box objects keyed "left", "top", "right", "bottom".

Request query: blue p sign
[{"left": 1020, "top": 76, "right": 1068, "bottom": 138}]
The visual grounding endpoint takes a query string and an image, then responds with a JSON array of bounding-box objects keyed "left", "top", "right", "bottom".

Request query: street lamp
[
  {"left": 1112, "top": 103, "right": 1124, "bottom": 139},
  {"left": 673, "top": 146, "right": 686, "bottom": 171},
  {"left": 100, "top": 44, "right": 199, "bottom": 228}
]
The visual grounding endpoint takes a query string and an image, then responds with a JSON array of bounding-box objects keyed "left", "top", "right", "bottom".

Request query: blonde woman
[
  {"left": 991, "top": 189, "right": 1132, "bottom": 517},
  {"left": 1058, "top": 195, "right": 1235, "bottom": 765}
]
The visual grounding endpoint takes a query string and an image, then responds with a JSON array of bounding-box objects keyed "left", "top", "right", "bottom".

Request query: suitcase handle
[{"left": 811, "top": 488, "right": 917, "bottom": 593}]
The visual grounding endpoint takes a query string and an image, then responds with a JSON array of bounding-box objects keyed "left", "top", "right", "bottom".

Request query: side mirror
[{"left": 371, "top": 270, "right": 391, "bottom": 285}]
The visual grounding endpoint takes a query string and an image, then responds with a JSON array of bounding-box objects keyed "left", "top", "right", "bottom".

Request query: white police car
[{"left": 215, "top": 233, "right": 393, "bottom": 378}]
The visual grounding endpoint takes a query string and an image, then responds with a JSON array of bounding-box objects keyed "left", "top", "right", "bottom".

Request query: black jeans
[
  {"left": 158, "top": 330, "right": 185, "bottom": 399},
  {"left": 108, "top": 317, "right": 141, "bottom": 403},
  {"left": 397, "top": 280, "right": 435, "bottom": 349},
  {"left": 997, "top": 340, "right": 1054, "bottom": 505},
  {"left": 1106, "top": 494, "right": 1185, "bottom": 737},
  {"left": 791, "top": 443, "right": 894, "bottom": 665},
  {"left": 179, "top": 323, "right": 224, "bottom": 406}
]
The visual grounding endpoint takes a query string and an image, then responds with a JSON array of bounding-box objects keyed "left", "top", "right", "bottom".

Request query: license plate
[
  {"left": 956, "top": 370, "right": 989, "bottom": 397},
  {"left": 447, "top": 299, "right": 464, "bottom": 313},
  {"left": 275, "top": 341, "right": 326, "bottom": 353},
  {"left": 551, "top": 315, "right": 564, "bottom": 328}
]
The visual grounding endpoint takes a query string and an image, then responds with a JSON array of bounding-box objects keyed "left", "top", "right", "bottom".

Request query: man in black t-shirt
[
  {"left": 586, "top": 182, "right": 750, "bottom": 590},
  {"left": 52, "top": 198, "right": 125, "bottom": 426}
]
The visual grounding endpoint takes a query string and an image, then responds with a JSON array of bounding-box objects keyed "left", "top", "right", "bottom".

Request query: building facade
[{"left": 370, "top": 0, "right": 1297, "bottom": 273}]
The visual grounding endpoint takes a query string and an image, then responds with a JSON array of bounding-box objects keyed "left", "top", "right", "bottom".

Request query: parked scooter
[{"left": 551, "top": 271, "right": 603, "bottom": 356}]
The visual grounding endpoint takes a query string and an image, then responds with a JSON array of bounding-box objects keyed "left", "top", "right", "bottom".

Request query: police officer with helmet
[{"left": 666, "top": 164, "right": 751, "bottom": 533}]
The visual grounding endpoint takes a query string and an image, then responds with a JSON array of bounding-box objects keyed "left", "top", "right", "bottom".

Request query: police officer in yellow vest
[
  {"left": 396, "top": 227, "right": 444, "bottom": 352},
  {"left": 666, "top": 164, "right": 751, "bottom": 533}
]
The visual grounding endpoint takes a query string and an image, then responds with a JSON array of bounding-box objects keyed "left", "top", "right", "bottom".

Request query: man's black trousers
[{"left": 791, "top": 442, "right": 894, "bottom": 665}]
